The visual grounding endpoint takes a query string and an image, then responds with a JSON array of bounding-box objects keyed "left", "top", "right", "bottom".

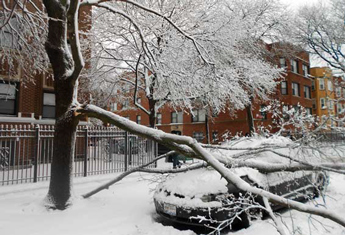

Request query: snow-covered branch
[
  {"left": 82, "top": 151, "right": 207, "bottom": 198},
  {"left": 77, "top": 104, "right": 345, "bottom": 227}
]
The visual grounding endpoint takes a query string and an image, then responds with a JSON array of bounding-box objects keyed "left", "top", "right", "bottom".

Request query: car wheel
[{"left": 232, "top": 211, "right": 250, "bottom": 230}]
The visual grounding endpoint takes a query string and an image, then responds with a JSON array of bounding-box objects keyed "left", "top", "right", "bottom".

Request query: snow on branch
[
  {"left": 77, "top": 104, "right": 345, "bottom": 227},
  {"left": 83, "top": 151, "right": 207, "bottom": 198}
]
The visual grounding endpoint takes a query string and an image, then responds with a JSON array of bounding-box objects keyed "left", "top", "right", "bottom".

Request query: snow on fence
[{"left": 0, "top": 124, "right": 157, "bottom": 186}]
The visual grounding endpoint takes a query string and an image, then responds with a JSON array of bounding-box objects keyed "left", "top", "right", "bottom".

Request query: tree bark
[
  {"left": 148, "top": 97, "right": 156, "bottom": 128},
  {"left": 246, "top": 96, "right": 255, "bottom": 136},
  {"left": 43, "top": 0, "right": 81, "bottom": 209}
]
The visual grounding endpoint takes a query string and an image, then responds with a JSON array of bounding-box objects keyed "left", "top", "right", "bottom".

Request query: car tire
[{"left": 232, "top": 211, "right": 250, "bottom": 230}]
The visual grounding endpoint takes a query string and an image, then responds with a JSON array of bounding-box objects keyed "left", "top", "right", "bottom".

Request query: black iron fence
[{"left": 0, "top": 124, "right": 157, "bottom": 186}]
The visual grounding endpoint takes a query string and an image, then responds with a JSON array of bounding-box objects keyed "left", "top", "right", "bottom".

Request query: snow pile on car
[{"left": 154, "top": 168, "right": 228, "bottom": 208}]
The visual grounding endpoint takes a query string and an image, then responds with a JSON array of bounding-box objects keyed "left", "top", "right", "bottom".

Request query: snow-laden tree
[
  {"left": 293, "top": 0, "right": 345, "bottom": 73},
  {"left": 1, "top": 1, "right": 345, "bottom": 234},
  {"left": 0, "top": 0, "right": 48, "bottom": 82},
  {"left": 87, "top": 0, "right": 285, "bottom": 128}
]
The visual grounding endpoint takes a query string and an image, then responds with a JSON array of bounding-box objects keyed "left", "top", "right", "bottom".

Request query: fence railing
[{"left": 0, "top": 124, "right": 157, "bottom": 186}]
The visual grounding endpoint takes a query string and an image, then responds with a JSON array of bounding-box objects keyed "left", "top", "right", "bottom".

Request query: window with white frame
[
  {"left": 0, "top": 83, "right": 17, "bottom": 115},
  {"left": 328, "top": 80, "right": 333, "bottom": 91},
  {"left": 136, "top": 115, "right": 141, "bottom": 124},
  {"left": 319, "top": 79, "right": 325, "bottom": 90},
  {"left": 290, "top": 59, "right": 298, "bottom": 73},
  {"left": 192, "top": 109, "right": 206, "bottom": 122},
  {"left": 279, "top": 58, "right": 286, "bottom": 68},
  {"left": 320, "top": 98, "right": 326, "bottom": 109},
  {"left": 292, "top": 83, "right": 300, "bottom": 96},
  {"left": 110, "top": 102, "right": 117, "bottom": 111},
  {"left": 328, "top": 100, "right": 334, "bottom": 110},
  {"left": 281, "top": 81, "right": 288, "bottom": 95},
  {"left": 304, "top": 86, "right": 311, "bottom": 99},
  {"left": 193, "top": 132, "right": 204, "bottom": 143},
  {"left": 156, "top": 113, "right": 162, "bottom": 124},
  {"left": 302, "top": 64, "right": 308, "bottom": 77},
  {"left": 336, "top": 87, "right": 341, "bottom": 97},
  {"left": 122, "top": 100, "right": 129, "bottom": 109},
  {"left": 43, "top": 92, "right": 55, "bottom": 118},
  {"left": 171, "top": 111, "right": 183, "bottom": 123},
  {"left": 306, "top": 108, "right": 312, "bottom": 115}
]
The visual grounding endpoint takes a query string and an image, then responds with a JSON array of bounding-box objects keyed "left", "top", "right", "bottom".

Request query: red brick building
[{"left": 113, "top": 44, "right": 313, "bottom": 143}]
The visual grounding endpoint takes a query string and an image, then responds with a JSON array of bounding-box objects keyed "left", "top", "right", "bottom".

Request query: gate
[{"left": 0, "top": 124, "right": 157, "bottom": 186}]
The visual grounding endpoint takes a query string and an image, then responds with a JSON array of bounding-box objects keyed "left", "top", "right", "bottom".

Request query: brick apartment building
[
  {"left": 310, "top": 67, "right": 345, "bottom": 128},
  {"left": 0, "top": 1, "right": 91, "bottom": 126},
  {"left": 113, "top": 43, "right": 314, "bottom": 143}
]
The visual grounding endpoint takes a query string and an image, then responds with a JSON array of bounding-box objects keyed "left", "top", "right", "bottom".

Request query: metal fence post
[
  {"left": 34, "top": 124, "right": 40, "bottom": 183},
  {"left": 84, "top": 127, "right": 88, "bottom": 177},
  {"left": 154, "top": 141, "right": 158, "bottom": 168},
  {"left": 124, "top": 131, "right": 128, "bottom": 171}
]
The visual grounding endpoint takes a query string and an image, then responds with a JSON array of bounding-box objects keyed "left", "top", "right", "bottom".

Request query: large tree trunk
[
  {"left": 43, "top": 0, "right": 81, "bottom": 209},
  {"left": 246, "top": 96, "right": 255, "bottom": 136},
  {"left": 148, "top": 97, "right": 156, "bottom": 128}
]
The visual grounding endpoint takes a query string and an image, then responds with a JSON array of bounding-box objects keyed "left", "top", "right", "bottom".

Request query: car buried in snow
[{"left": 153, "top": 138, "right": 328, "bottom": 229}]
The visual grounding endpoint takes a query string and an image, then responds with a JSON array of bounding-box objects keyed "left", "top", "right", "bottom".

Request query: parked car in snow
[
  {"left": 154, "top": 167, "right": 328, "bottom": 229},
  {"left": 153, "top": 137, "right": 329, "bottom": 229}
]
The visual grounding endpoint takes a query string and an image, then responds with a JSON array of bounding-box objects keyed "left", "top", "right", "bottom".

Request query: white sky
[{"left": 280, "top": 0, "right": 322, "bottom": 9}]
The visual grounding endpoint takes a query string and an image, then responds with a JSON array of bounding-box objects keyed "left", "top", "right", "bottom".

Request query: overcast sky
[{"left": 280, "top": 0, "right": 323, "bottom": 9}]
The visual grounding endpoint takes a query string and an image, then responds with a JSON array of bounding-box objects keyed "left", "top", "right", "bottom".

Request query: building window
[
  {"left": 0, "top": 83, "right": 17, "bottom": 115},
  {"left": 328, "top": 100, "right": 334, "bottom": 110},
  {"left": 279, "top": 58, "right": 286, "bottom": 68},
  {"left": 312, "top": 80, "right": 315, "bottom": 91},
  {"left": 259, "top": 105, "right": 267, "bottom": 120},
  {"left": 292, "top": 83, "right": 300, "bottom": 96},
  {"left": 336, "top": 87, "right": 341, "bottom": 97},
  {"left": 343, "top": 88, "right": 345, "bottom": 98},
  {"left": 171, "top": 111, "right": 183, "bottom": 123},
  {"left": 327, "top": 80, "right": 333, "bottom": 91},
  {"left": 281, "top": 81, "right": 288, "bottom": 95},
  {"left": 156, "top": 113, "right": 162, "bottom": 125},
  {"left": 304, "top": 86, "right": 311, "bottom": 99},
  {"left": 320, "top": 98, "right": 326, "bottom": 109},
  {"left": 42, "top": 92, "right": 55, "bottom": 118},
  {"left": 319, "top": 79, "right": 325, "bottom": 90},
  {"left": 110, "top": 102, "right": 117, "bottom": 111},
  {"left": 312, "top": 99, "right": 316, "bottom": 109},
  {"left": 212, "top": 131, "right": 218, "bottom": 143},
  {"left": 122, "top": 100, "right": 129, "bottom": 110},
  {"left": 192, "top": 109, "right": 206, "bottom": 122},
  {"left": 193, "top": 132, "right": 204, "bottom": 142},
  {"left": 337, "top": 103, "right": 342, "bottom": 114},
  {"left": 136, "top": 115, "right": 141, "bottom": 124},
  {"left": 302, "top": 64, "right": 309, "bottom": 77},
  {"left": 290, "top": 59, "right": 298, "bottom": 73},
  {"left": 306, "top": 108, "right": 312, "bottom": 115}
]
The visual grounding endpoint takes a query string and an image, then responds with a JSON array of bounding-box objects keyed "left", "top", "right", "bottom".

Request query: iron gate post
[
  {"left": 84, "top": 127, "right": 88, "bottom": 177},
  {"left": 34, "top": 124, "right": 40, "bottom": 183}
]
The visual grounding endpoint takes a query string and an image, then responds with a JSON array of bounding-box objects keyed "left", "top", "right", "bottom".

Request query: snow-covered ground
[
  {"left": 0, "top": 159, "right": 345, "bottom": 235},
  {"left": 1, "top": 136, "right": 345, "bottom": 235}
]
